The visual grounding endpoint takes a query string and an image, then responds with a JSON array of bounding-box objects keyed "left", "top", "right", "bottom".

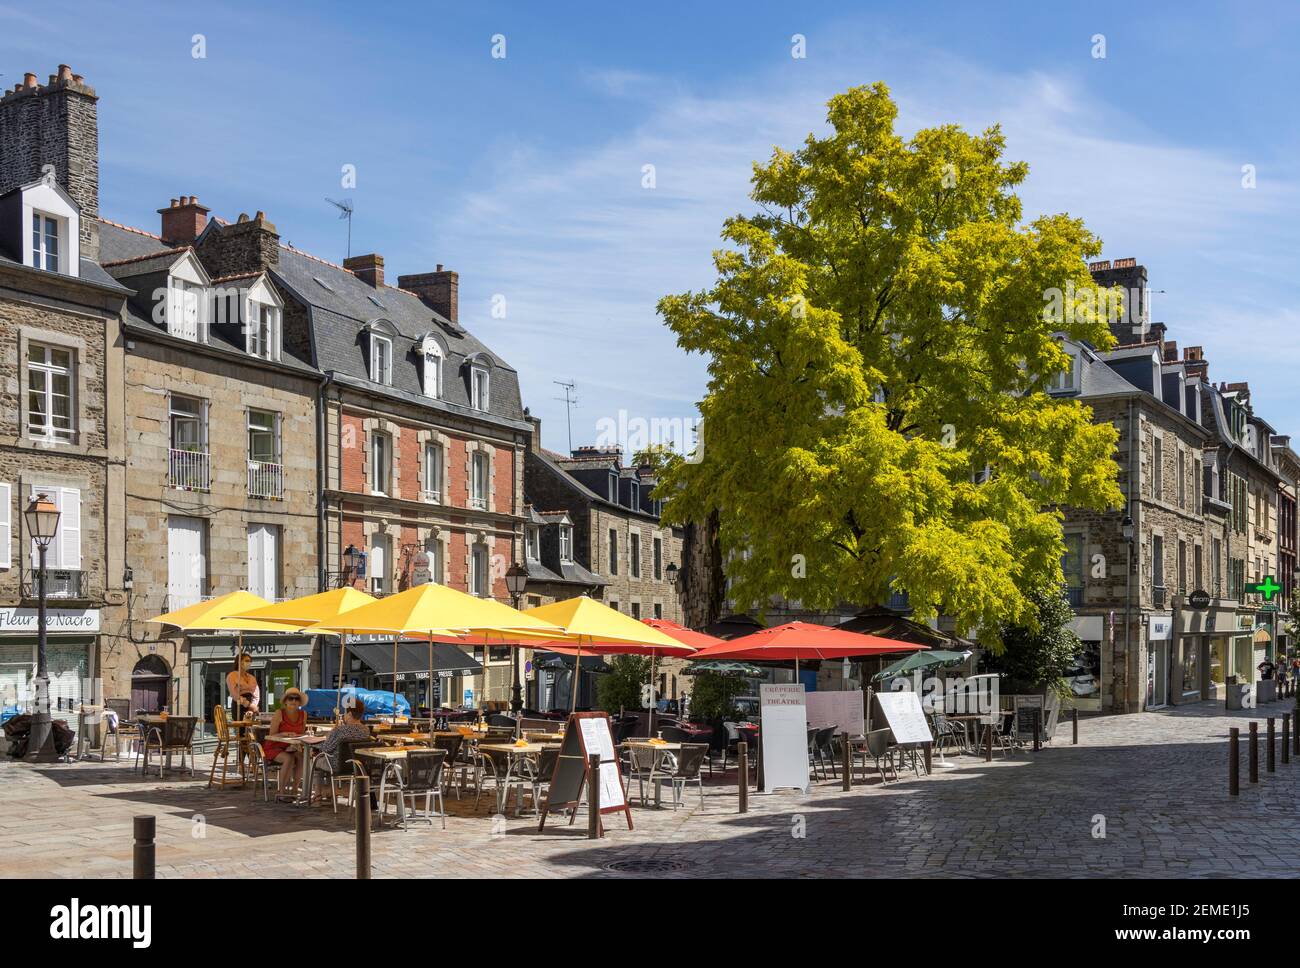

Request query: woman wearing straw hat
[{"left": 263, "top": 688, "right": 308, "bottom": 796}]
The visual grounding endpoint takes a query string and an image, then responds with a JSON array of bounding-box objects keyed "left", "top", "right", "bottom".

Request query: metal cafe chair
[
  {"left": 862, "top": 728, "right": 899, "bottom": 785},
  {"left": 663, "top": 743, "right": 709, "bottom": 810},
  {"left": 142, "top": 716, "right": 198, "bottom": 779},
  {"left": 391, "top": 749, "right": 449, "bottom": 830}
]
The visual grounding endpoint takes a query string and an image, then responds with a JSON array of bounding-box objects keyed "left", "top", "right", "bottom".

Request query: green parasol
[{"left": 871, "top": 650, "right": 971, "bottom": 681}]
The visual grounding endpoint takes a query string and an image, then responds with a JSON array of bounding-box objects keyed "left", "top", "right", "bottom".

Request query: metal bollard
[
  {"left": 984, "top": 723, "right": 993, "bottom": 762},
  {"left": 1072, "top": 708, "right": 1079, "bottom": 745},
  {"left": 923, "top": 742, "right": 932, "bottom": 774},
  {"left": 1250, "top": 721, "right": 1259, "bottom": 783},
  {"left": 1284, "top": 714, "right": 1290, "bottom": 765},
  {"left": 1033, "top": 708, "right": 1041, "bottom": 752},
  {"left": 355, "top": 775, "right": 371, "bottom": 879},
  {"left": 738, "top": 741, "right": 749, "bottom": 813},
  {"left": 587, "top": 754, "right": 601, "bottom": 839},
  {"left": 841, "top": 731, "right": 851, "bottom": 791},
  {"left": 1269, "top": 718, "right": 1276, "bottom": 773},
  {"left": 132, "top": 815, "right": 155, "bottom": 879},
  {"left": 1229, "top": 728, "right": 1239, "bottom": 796}
]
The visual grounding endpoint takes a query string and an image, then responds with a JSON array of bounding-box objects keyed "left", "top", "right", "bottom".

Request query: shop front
[
  {"left": 186, "top": 633, "right": 315, "bottom": 748},
  {"left": 1177, "top": 603, "right": 1237, "bottom": 702},
  {"left": 1145, "top": 613, "right": 1172, "bottom": 709},
  {"left": 1066, "top": 615, "right": 1104, "bottom": 712},
  {"left": 0, "top": 606, "right": 99, "bottom": 728}
]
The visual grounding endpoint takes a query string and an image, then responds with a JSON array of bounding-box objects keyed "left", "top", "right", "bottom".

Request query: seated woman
[
  {"left": 313, "top": 696, "right": 371, "bottom": 779},
  {"left": 262, "top": 688, "right": 308, "bottom": 795}
]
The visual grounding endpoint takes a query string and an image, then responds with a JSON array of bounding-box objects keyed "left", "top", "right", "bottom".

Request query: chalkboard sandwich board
[{"left": 537, "top": 712, "right": 633, "bottom": 834}]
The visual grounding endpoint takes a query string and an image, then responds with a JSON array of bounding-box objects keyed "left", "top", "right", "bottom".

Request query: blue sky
[{"left": 4, "top": 1, "right": 1299, "bottom": 451}]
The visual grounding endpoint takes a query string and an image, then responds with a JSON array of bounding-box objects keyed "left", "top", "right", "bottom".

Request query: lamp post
[
  {"left": 341, "top": 544, "right": 361, "bottom": 587},
  {"left": 1121, "top": 514, "right": 1134, "bottom": 712},
  {"left": 505, "top": 562, "right": 529, "bottom": 718},
  {"left": 24, "top": 493, "right": 61, "bottom": 763}
]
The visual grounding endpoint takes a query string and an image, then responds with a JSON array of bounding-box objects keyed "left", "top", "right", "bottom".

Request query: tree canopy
[{"left": 656, "top": 83, "right": 1122, "bottom": 646}]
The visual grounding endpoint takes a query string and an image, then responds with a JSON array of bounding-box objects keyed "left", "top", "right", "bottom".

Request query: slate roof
[
  {"left": 272, "top": 245, "right": 526, "bottom": 429},
  {"left": 535, "top": 448, "right": 662, "bottom": 522}
]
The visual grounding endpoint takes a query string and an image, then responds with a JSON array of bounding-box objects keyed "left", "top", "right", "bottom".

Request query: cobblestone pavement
[{"left": 2, "top": 702, "right": 1298, "bottom": 878}]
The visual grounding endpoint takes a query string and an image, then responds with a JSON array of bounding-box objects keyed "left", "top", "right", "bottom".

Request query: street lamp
[
  {"left": 1120, "top": 514, "right": 1134, "bottom": 714},
  {"left": 665, "top": 561, "right": 679, "bottom": 589},
  {"left": 24, "top": 493, "right": 61, "bottom": 763},
  {"left": 342, "top": 544, "right": 362, "bottom": 585},
  {"left": 505, "top": 561, "right": 529, "bottom": 718}
]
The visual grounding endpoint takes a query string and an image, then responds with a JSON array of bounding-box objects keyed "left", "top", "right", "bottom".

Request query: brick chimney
[
  {"left": 0, "top": 64, "right": 100, "bottom": 259},
  {"left": 195, "top": 210, "right": 279, "bottom": 277},
  {"left": 158, "top": 195, "right": 210, "bottom": 245},
  {"left": 344, "top": 253, "right": 384, "bottom": 288},
  {"left": 398, "top": 264, "right": 458, "bottom": 323},
  {"left": 1182, "top": 346, "right": 1207, "bottom": 381}
]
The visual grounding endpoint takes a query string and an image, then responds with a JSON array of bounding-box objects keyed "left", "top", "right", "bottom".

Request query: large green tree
[{"left": 657, "top": 83, "right": 1122, "bottom": 646}]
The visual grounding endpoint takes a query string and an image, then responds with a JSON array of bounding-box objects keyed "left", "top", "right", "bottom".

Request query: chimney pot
[
  {"left": 343, "top": 253, "right": 385, "bottom": 288},
  {"left": 72, "top": 74, "right": 84, "bottom": 84},
  {"left": 23, "top": 73, "right": 37, "bottom": 88},
  {"left": 158, "top": 195, "right": 211, "bottom": 245},
  {"left": 57, "top": 65, "right": 72, "bottom": 80}
]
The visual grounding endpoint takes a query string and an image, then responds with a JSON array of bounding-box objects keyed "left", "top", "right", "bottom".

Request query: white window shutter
[
  {"left": 0, "top": 483, "right": 10, "bottom": 569},
  {"left": 247, "top": 526, "right": 261, "bottom": 595},
  {"left": 60, "top": 488, "right": 81, "bottom": 570}
]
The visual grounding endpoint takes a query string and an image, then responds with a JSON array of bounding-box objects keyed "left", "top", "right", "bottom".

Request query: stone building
[
  {"left": 522, "top": 419, "right": 685, "bottom": 709},
  {"left": 1270, "top": 435, "right": 1298, "bottom": 651},
  {"left": 0, "top": 66, "right": 129, "bottom": 729},
  {"left": 96, "top": 208, "right": 322, "bottom": 733}
]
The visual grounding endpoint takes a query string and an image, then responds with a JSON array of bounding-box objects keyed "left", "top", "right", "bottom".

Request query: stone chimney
[
  {"left": 1183, "top": 346, "right": 1208, "bottom": 381},
  {"left": 0, "top": 64, "right": 100, "bottom": 259},
  {"left": 344, "top": 253, "right": 384, "bottom": 288},
  {"left": 1162, "top": 340, "right": 1178, "bottom": 363},
  {"left": 523, "top": 409, "right": 541, "bottom": 454},
  {"left": 195, "top": 210, "right": 279, "bottom": 278},
  {"left": 1089, "top": 257, "right": 1148, "bottom": 346},
  {"left": 398, "top": 264, "right": 458, "bottom": 323},
  {"left": 158, "top": 195, "right": 210, "bottom": 245}
]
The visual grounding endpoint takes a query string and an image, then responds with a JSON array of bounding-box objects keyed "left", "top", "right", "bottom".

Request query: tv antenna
[
  {"left": 553, "top": 380, "right": 578, "bottom": 454},
  {"left": 325, "top": 197, "right": 354, "bottom": 258}
]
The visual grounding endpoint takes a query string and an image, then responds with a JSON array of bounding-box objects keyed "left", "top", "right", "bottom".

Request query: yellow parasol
[
  {"left": 230, "top": 587, "right": 378, "bottom": 718},
  {"left": 520, "top": 596, "right": 686, "bottom": 712}
]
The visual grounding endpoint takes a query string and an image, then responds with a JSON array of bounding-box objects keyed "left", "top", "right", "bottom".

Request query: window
[
  {"left": 247, "top": 409, "right": 282, "bottom": 499},
  {"left": 27, "top": 344, "right": 74, "bottom": 442},
  {"left": 31, "top": 212, "right": 60, "bottom": 272},
  {"left": 1229, "top": 474, "right": 1248, "bottom": 533},
  {"left": 248, "top": 302, "right": 279, "bottom": 360},
  {"left": 471, "top": 543, "right": 489, "bottom": 597},
  {"left": 370, "top": 335, "right": 393, "bottom": 385},
  {"left": 1194, "top": 545, "right": 1203, "bottom": 592},
  {"left": 0, "top": 483, "right": 10, "bottom": 569},
  {"left": 247, "top": 524, "right": 279, "bottom": 600},
  {"left": 608, "top": 528, "right": 618, "bottom": 575},
  {"left": 525, "top": 526, "right": 540, "bottom": 561},
  {"left": 1178, "top": 449, "right": 1186, "bottom": 509},
  {"left": 167, "top": 515, "right": 206, "bottom": 610},
  {"left": 630, "top": 481, "right": 640, "bottom": 510},
  {"left": 631, "top": 602, "right": 641, "bottom": 620},
  {"left": 653, "top": 537, "right": 662, "bottom": 580},
  {"left": 1062, "top": 533, "right": 1084, "bottom": 594},
  {"left": 471, "top": 366, "right": 489, "bottom": 411},
  {"left": 1151, "top": 534, "right": 1164, "bottom": 590},
  {"left": 608, "top": 600, "right": 619, "bottom": 613},
  {"left": 423, "top": 442, "right": 443, "bottom": 502},
  {"left": 1047, "top": 347, "right": 1078, "bottom": 392},
  {"left": 169, "top": 278, "right": 207, "bottom": 342},
  {"left": 26, "top": 486, "right": 80, "bottom": 573},
  {"left": 370, "top": 533, "right": 391, "bottom": 595},
  {"left": 370, "top": 432, "right": 391, "bottom": 496},
  {"left": 1177, "top": 539, "right": 1187, "bottom": 594},
  {"left": 1152, "top": 435, "right": 1163, "bottom": 499},
  {"left": 470, "top": 452, "right": 488, "bottom": 509},
  {"left": 1228, "top": 558, "right": 1245, "bottom": 601},
  {"left": 653, "top": 602, "right": 662, "bottom": 620},
  {"left": 1193, "top": 458, "right": 1201, "bottom": 515},
  {"left": 630, "top": 532, "right": 641, "bottom": 578},
  {"left": 168, "top": 395, "right": 208, "bottom": 491},
  {"left": 1212, "top": 537, "right": 1223, "bottom": 596},
  {"left": 424, "top": 538, "right": 444, "bottom": 585},
  {"left": 559, "top": 525, "right": 573, "bottom": 563},
  {"left": 422, "top": 344, "right": 442, "bottom": 398},
  {"left": 608, "top": 473, "right": 617, "bottom": 502}
]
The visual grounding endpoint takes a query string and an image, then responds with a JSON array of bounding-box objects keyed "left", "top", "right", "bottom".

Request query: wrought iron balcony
[
  {"left": 247, "top": 460, "right": 284, "bottom": 499},
  {"left": 169, "top": 448, "right": 210, "bottom": 492},
  {"left": 23, "top": 568, "right": 88, "bottom": 601}
]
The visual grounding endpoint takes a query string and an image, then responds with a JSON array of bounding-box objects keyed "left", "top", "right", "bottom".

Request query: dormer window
[
  {"left": 526, "top": 525, "right": 540, "bottom": 561},
  {"left": 630, "top": 481, "right": 640, "bottom": 509},
  {"left": 471, "top": 366, "right": 489, "bottom": 411},
  {"left": 559, "top": 524, "right": 574, "bottom": 562},
  {"left": 370, "top": 335, "right": 393, "bottom": 385},
  {"left": 31, "top": 213, "right": 60, "bottom": 271},
  {"left": 608, "top": 473, "right": 617, "bottom": 502},
  {"left": 248, "top": 301, "right": 280, "bottom": 360},
  {"left": 169, "top": 278, "right": 207, "bottom": 342},
  {"left": 1047, "top": 344, "right": 1079, "bottom": 394},
  {"left": 418, "top": 336, "right": 443, "bottom": 399}
]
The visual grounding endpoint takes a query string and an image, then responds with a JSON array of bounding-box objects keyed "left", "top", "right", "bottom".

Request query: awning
[
  {"left": 532, "top": 651, "right": 609, "bottom": 672},
  {"left": 349, "top": 641, "right": 482, "bottom": 679}
]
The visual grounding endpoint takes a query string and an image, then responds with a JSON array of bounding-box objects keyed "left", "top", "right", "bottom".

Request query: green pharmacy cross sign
[{"left": 1251, "top": 575, "right": 1282, "bottom": 602}]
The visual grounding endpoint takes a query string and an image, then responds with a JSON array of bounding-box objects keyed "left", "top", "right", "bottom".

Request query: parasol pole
[
  {"left": 428, "top": 632, "right": 434, "bottom": 726},
  {"left": 570, "top": 635, "right": 584, "bottom": 713},
  {"left": 335, "top": 634, "right": 347, "bottom": 720},
  {"left": 392, "top": 637, "right": 398, "bottom": 722},
  {"left": 647, "top": 652, "right": 657, "bottom": 736}
]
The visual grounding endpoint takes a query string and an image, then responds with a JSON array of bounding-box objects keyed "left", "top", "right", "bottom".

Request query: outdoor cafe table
[
  {"left": 263, "top": 732, "right": 326, "bottom": 804},
  {"left": 621, "top": 740, "right": 681, "bottom": 807},
  {"left": 478, "top": 742, "right": 553, "bottom": 816}
]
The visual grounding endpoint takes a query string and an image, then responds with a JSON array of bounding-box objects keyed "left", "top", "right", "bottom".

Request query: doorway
[
  {"left": 131, "top": 655, "right": 172, "bottom": 715},
  {"left": 1146, "top": 641, "right": 1168, "bottom": 709}
]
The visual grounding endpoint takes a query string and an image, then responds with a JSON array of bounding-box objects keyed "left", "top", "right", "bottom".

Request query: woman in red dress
[{"left": 262, "top": 688, "right": 308, "bottom": 795}]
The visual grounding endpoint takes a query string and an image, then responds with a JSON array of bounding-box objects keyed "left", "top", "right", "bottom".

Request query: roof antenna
[
  {"left": 553, "top": 380, "right": 577, "bottom": 454},
  {"left": 325, "top": 197, "right": 353, "bottom": 258}
]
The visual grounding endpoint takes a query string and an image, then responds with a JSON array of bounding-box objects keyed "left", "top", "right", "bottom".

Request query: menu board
[
  {"left": 806, "top": 690, "right": 865, "bottom": 738},
  {"left": 1014, "top": 695, "right": 1044, "bottom": 740},
  {"left": 578, "top": 716, "right": 626, "bottom": 809},
  {"left": 874, "top": 690, "right": 933, "bottom": 746},
  {"left": 760, "top": 683, "right": 810, "bottom": 793}
]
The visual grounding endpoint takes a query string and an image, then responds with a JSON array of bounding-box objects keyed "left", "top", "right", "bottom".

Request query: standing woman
[
  {"left": 225, "top": 652, "right": 260, "bottom": 719},
  {"left": 262, "top": 688, "right": 308, "bottom": 795}
]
